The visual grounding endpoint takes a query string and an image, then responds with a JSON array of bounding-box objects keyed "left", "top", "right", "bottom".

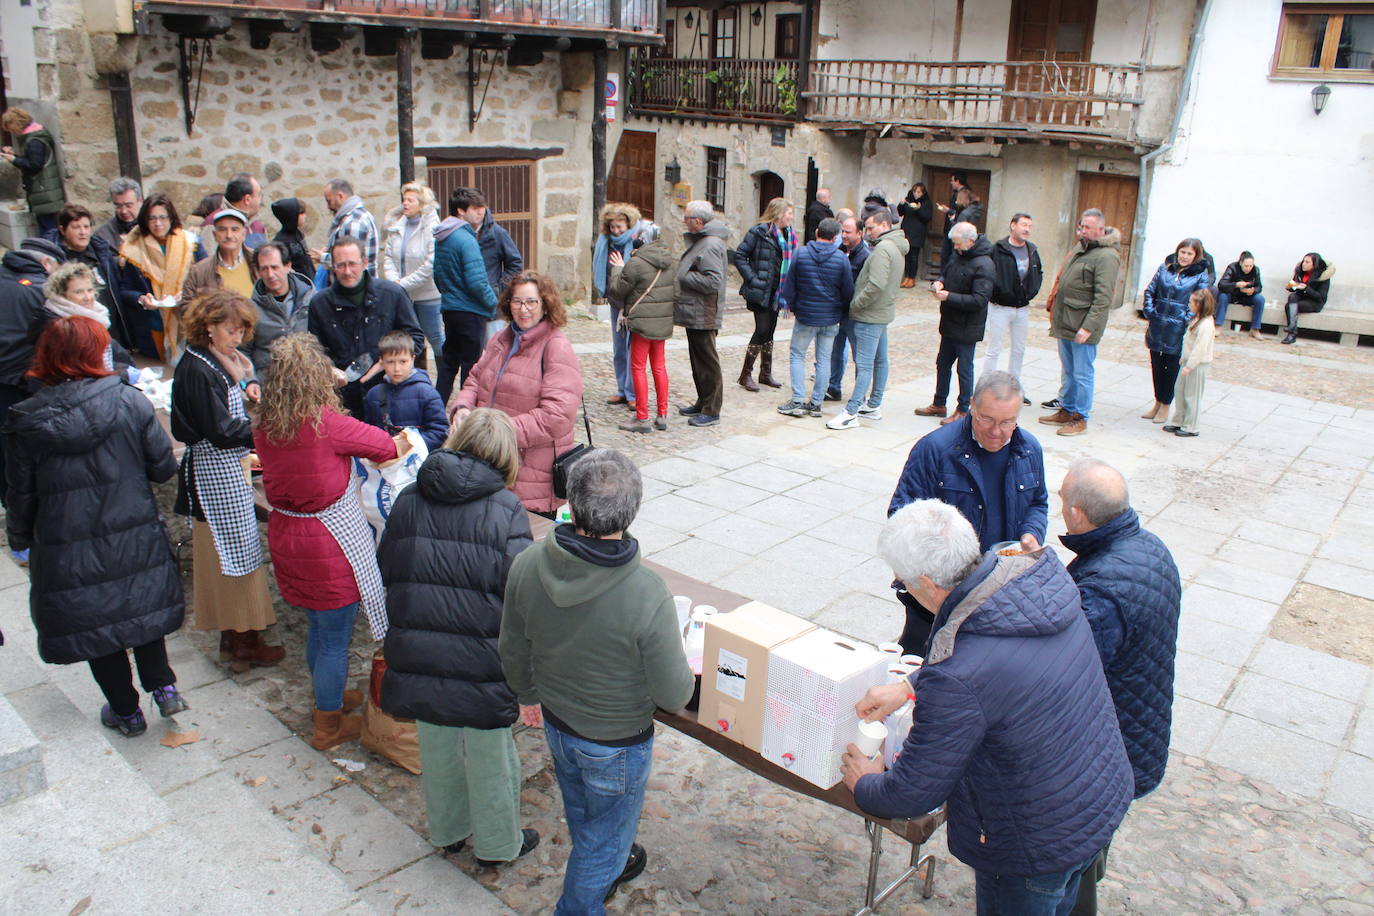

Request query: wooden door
[
  {"left": 1075, "top": 171, "right": 1136, "bottom": 287},
  {"left": 1005, "top": 0, "right": 1097, "bottom": 126},
  {"left": 923, "top": 166, "right": 991, "bottom": 276},
  {"left": 758, "top": 171, "right": 785, "bottom": 219},
  {"left": 608, "top": 129, "right": 656, "bottom": 221},
  {"left": 428, "top": 159, "right": 537, "bottom": 270}
]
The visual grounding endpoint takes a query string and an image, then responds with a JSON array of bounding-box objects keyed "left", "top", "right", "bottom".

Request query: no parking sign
[{"left": 605, "top": 72, "right": 619, "bottom": 122}]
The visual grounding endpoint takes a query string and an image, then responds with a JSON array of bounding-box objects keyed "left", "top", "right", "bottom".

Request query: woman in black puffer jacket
[
  {"left": 732, "top": 197, "right": 797, "bottom": 392},
  {"left": 3, "top": 316, "right": 187, "bottom": 738},
  {"left": 377, "top": 407, "right": 539, "bottom": 866}
]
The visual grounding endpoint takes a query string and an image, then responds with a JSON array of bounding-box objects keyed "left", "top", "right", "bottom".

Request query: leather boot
[
  {"left": 310, "top": 708, "right": 363, "bottom": 751},
  {"left": 1282, "top": 308, "right": 1299, "bottom": 345},
  {"left": 231, "top": 630, "right": 286, "bottom": 674},
  {"left": 757, "top": 342, "right": 782, "bottom": 388},
  {"left": 738, "top": 345, "right": 760, "bottom": 392},
  {"left": 342, "top": 689, "right": 364, "bottom": 713}
]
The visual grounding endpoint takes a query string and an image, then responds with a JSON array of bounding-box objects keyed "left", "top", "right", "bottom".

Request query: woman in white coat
[{"left": 383, "top": 182, "right": 443, "bottom": 376}]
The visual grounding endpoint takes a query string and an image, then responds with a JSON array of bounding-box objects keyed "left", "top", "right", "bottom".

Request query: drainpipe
[{"left": 1129, "top": 0, "right": 1214, "bottom": 299}]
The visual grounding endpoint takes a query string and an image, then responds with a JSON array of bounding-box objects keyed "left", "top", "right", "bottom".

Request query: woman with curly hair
[
  {"left": 254, "top": 333, "right": 405, "bottom": 750},
  {"left": 35, "top": 261, "right": 135, "bottom": 379},
  {"left": 447, "top": 270, "right": 583, "bottom": 516},
  {"left": 170, "top": 289, "right": 282, "bottom": 672},
  {"left": 594, "top": 202, "right": 641, "bottom": 407}
]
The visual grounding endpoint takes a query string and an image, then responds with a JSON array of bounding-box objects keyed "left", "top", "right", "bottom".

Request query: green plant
[{"left": 774, "top": 65, "right": 798, "bottom": 116}]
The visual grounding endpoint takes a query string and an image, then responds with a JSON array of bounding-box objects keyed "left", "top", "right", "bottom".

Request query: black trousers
[
  {"left": 0, "top": 383, "right": 31, "bottom": 509},
  {"left": 903, "top": 240, "right": 925, "bottom": 280},
  {"left": 746, "top": 305, "right": 779, "bottom": 348},
  {"left": 934, "top": 337, "right": 977, "bottom": 413},
  {"left": 1149, "top": 349, "right": 1182, "bottom": 405},
  {"left": 88, "top": 638, "right": 175, "bottom": 717},
  {"left": 438, "top": 310, "right": 487, "bottom": 403},
  {"left": 686, "top": 328, "right": 723, "bottom": 415}
]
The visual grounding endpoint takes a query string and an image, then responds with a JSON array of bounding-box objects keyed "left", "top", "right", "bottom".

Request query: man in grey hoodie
[{"left": 673, "top": 201, "right": 730, "bottom": 428}]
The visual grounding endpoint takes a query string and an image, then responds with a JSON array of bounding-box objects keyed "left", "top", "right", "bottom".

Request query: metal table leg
[{"left": 852, "top": 819, "right": 939, "bottom": 916}]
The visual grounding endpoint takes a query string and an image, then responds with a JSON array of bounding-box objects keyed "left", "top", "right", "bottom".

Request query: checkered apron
[
  {"left": 184, "top": 348, "right": 263, "bottom": 577},
  {"left": 270, "top": 473, "right": 389, "bottom": 641}
]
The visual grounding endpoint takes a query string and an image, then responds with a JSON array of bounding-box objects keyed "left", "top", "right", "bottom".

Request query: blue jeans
[
  {"left": 1056, "top": 338, "right": 1097, "bottom": 420},
  {"left": 790, "top": 322, "right": 839, "bottom": 405},
  {"left": 546, "top": 721, "right": 654, "bottom": 915},
  {"left": 846, "top": 320, "right": 889, "bottom": 415},
  {"left": 413, "top": 297, "right": 446, "bottom": 380},
  {"left": 609, "top": 304, "right": 635, "bottom": 401},
  {"left": 934, "top": 336, "right": 977, "bottom": 413},
  {"left": 303, "top": 602, "right": 357, "bottom": 711},
  {"left": 827, "top": 316, "right": 854, "bottom": 397},
  {"left": 974, "top": 849, "right": 1102, "bottom": 915},
  {"left": 1216, "top": 292, "right": 1265, "bottom": 330}
]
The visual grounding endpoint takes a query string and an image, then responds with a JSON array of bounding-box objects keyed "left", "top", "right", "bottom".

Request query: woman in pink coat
[
  {"left": 254, "top": 333, "right": 404, "bottom": 751},
  {"left": 447, "top": 271, "right": 583, "bottom": 516}
]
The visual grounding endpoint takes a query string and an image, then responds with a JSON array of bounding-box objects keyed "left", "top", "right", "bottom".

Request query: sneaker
[
  {"left": 1040, "top": 397, "right": 1062, "bottom": 409},
  {"left": 856, "top": 403, "right": 883, "bottom": 420},
  {"left": 605, "top": 843, "right": 648, "bottom": 902},
  {"left": 10, "top": 548, "right": 28, "bottom": 567},
  {"left": 1057, "top": 415, "right": 1088, "bottom": 436},
  {"left": 151, "top": 684, "right": 190, "bottom": 718},
  {"left": 823, "top": 389, "right": 842, "bottom": 402},
  {"left": 677, "top": 403, "right": 702, "bottom": 416},
  {"left": 776, "top": 400, "right": 807, "bottom": 418},
  {"left": 100, "top": 703, "right": 148, "bottom": 737},
  {"left": 826, "top": 411, "right": 860, "bottom": 431},
  {"left": 653, "top": 415, "right": 668, "bottom": 431},
  {"left": 475, "top": 828, "right": 541, "bottom": 868},
  {"left": 687, "top": 413, "right": 720, "bottom": 427},
  {"left": 1022, "top": 396, "right": 1031, "bottom": 406},
  {"left": 618, "top": 420, "right": 652, "bottom": 434},
  {"left": 804, "top": 402, "right": 823, "bottom": 418}
]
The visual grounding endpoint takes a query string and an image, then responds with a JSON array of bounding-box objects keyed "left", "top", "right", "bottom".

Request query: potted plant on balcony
[{"left": 774, "top": 65, "right": 798, "bottom": 117}]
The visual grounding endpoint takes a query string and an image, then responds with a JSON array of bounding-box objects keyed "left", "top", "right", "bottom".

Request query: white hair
[
  {"left": 684, "top": 200, "right": 714, "bottom": 221},
  {"left": 949, "top": 221, "right": 977, "bottom": 243},
  {"left": 879, "top": 500, "right": 982, "bottom": 590}
]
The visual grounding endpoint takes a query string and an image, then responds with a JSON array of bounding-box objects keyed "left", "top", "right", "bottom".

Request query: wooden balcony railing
[
  {"left": 628, "top": 54, "right": 801, "bottom": 123},
  {"left": 805, "top": 60, "right": 1145, "bottom": 142},
  {"left": 148, "top": 0, "right": 661, "bottom": 32}
]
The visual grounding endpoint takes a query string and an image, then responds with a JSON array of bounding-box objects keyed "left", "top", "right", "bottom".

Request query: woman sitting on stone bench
[
  {"left": 1217, "top": 250, "right": 1264, "bottom": 340},
  {"left": 1281, "top": 252, "right": 1334, "bottom": 345}
]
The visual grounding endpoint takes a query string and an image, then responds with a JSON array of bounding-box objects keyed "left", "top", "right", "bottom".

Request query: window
[
  {"left": 1273, "top": 4, "right": 1374, "bottom": 80},
  {"left": 705, "top": 146, "right": 726, "bottom": 210},
  {"left": 713, "top": 8, "right": 737, "bottom": 60},
  {"left": 775, "top": 13, "right": 801, "bottom": 60}
]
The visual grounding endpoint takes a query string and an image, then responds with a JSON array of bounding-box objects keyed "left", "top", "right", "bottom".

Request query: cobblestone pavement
[{"left": 169, "top": 287, "right": 1373, "bottom": 915}]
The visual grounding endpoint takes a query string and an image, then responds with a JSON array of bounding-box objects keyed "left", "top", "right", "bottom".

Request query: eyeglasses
[
  {"left": 971, "top": 411, "right": 1018, "bottom": 433},
  {"left": 147, "top": 215, "right": 171, "bottom": 223},
  {"left": 511, "top": 298, "right": 542, "bottom": 311}
]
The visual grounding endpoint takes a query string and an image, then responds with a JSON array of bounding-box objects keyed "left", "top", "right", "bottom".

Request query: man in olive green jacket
[
  {"left": 1039, "top": 209, "right": 1120, "bottom": 437},
  {"left": 500, "top": 449, "right": 693, "bottom": 910},
  {"left": 828, "top": 209, "right": 909, "bottom": 430}
]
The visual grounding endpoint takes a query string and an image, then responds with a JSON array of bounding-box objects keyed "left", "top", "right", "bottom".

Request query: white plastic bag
[{"left": 354, "top": 428, "right": 427, "bottom": 542}]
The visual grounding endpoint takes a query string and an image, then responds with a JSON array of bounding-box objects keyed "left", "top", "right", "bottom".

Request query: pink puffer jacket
[{"left": 453, "top": 319, "right": 583, "bottom": 512}]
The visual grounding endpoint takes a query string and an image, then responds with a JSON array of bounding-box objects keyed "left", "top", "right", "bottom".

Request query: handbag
[{"left": 552, "top": 405, "right": 593, "bottom": 500}]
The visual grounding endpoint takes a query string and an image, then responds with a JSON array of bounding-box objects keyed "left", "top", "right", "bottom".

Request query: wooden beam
[
  {"left": 592, "top": 46, "right": 609, "bottom": 245},
  {"left": 952, "top": 0, "right": 965, "bottom": 62},
  {"left": 107, "top": 72, "right": 141, "bottom": 182},
  {"left": 396, "top": 29, "right": 415, "bottom": 184},
  {"left": 796, "top": 0, "right": 814, "bottom": 120}
]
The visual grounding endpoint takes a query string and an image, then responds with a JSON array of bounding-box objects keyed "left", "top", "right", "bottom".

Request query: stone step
[{"left": 0, "top": 691, "right": 45, "bottom": 805}]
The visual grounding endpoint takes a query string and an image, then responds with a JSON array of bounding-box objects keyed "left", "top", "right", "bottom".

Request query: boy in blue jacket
[{"left": 364, "top": 331, "right": 450, "bottom": 451}]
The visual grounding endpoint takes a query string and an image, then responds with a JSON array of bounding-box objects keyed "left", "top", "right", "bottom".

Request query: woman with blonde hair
[
  {"left": 37, "top": 261, "right": 135, "bottom": 377},
  {"left": 253, "top": 332, "right": 404, "bottom": 750},
  {"left": 118, "top": 192, "right": 204, "bottom": 360},
  {"left": 383, "top": 181, "right": 444, "bottom": 376},
  {"left": 595, "top": 202, "right": 642, "bottom": 407},
  {"left": 378, "top": 407, "right": 539, "bottom": 866},
  {"left": 170, "top": 289, "right": 281, "bottom": 671},
  {"left": 732, "top": 196, "right": 797, "bottom": 391}
]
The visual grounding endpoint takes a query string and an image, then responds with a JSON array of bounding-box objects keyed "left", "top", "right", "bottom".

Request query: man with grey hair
[
  {"left": 1057, "top": 458, "right": 1180, "bottom": 913},
  {"left": 914, "top": 220, "right": 993, "bottom": 425},
  {"left": 803, "top": 187, "right": 833, "bottom": 242},
  {"left": 675, "top": 201, "right": 730, "bottom": 427},
  {"left": 1040, "top": 208, "right": 1120, "bottom": 437},
  {"left": 500, "top": 449, "right": 693, "bottom": 910},
  {"left": 94, "top": 176, "right": 142, "bottom": 252},
  {"left": 889, "top": 369, "right": 1047, "bottom": 651},
  {"left": 843, "top": 498, "right": 1133, "bottom": 915},
  {"left": 314, "top": 178, "right": 379, "bottom": 275}
]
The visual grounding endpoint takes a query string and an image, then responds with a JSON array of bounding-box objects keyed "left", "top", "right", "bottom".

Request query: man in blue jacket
[
  {"left": 1058, "top": 458, "right": 1181, "bottom": 914},
  {"left": 844, "top": 499, "right": 1133, "bottom": 916},
  {"left": 776, "top": 218, "right": 853, "bottom": 418},
  {"left": 433, "top": 187, "right": 497, "bottom": 403},
  {"left": 889, "top": 370, "right": 1047, "bottom": 651},
  {"left": 825, "top": 216, "right": 870, "bottom": 403}
]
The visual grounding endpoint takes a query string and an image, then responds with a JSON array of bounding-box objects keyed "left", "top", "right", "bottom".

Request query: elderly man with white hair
[
  {"left": 674, "top": 201, "right": 730, "bottom": 427},
  {"left": 843, "top": 499, "right": 1133, "bottom": 916},
  {"left": 914, "top": 220, "right": 994, "bottom": 426}
]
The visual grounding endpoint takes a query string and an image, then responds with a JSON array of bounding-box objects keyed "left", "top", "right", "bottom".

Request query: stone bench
[
  {"left": 0, "top": 692, "right": 46, "bottom": 805},
  {"left": 1224, "top": 303, "right": 1374, "bottom": 347}
]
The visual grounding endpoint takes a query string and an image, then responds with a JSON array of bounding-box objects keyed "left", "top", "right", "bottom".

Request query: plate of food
[{"left": 990, "top": 540, "right": 1048, "bottom": 558}]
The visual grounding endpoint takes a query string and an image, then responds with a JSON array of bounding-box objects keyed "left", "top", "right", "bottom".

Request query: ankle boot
[
  {"left": 757, "top": 342, "right": 782, "bottom": 388},
  {"left": 231, "top": 630, "right": 286, "bottom": 674},
  {"left": 738, "top": 345, "right": 760, "bottom": 392},
  {"left": 342, "top": 689, "right": 364, "bottom": 713},
  {"left": 310, "top": 708, "right": 363, "bottom": 751}
]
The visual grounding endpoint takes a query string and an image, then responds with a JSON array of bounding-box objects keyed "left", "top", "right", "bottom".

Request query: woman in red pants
[{"left": 608, "top": 225, "right": 677, "bottom": 433}]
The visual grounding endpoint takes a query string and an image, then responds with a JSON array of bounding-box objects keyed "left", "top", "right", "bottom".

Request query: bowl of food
[{"left": 990, "top": 540, "right": 1048, "bottom": 558}]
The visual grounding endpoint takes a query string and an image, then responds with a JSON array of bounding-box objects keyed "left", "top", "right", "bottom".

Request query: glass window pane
[
  {"left": 1277, "top": 13, "right": 1328, "bottom": 69},
  {"left": 1335, "top": 14, "right": 1374, "bottom": 70}
]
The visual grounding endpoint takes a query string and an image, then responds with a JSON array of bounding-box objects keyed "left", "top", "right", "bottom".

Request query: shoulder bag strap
[
  {"left": 540, "top": 335, "right": 592, "bottom": 448},
  {"left": 620, "top": 268, "right": 663, "bottom": 324}
]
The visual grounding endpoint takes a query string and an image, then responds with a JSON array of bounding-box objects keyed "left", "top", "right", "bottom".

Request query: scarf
[
  {"left": 120, "top": 228, "right": 194, "bottom": 299},
  {"left": 771, "top": 224, "right": 798, "bottom": 310},
  {"left": 593, "top": 228, "right": 636, "bottom": 299},
  {"left": 45, "top": 294, "right": 110, "bottom": 328}
]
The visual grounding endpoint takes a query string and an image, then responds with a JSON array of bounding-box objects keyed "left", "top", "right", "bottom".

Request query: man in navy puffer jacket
[
  {"left": 844, "top": 500, "right": 1133, "bottom": 915},
  {"left": 776, "top": 218, "right": 853, "bottom": 417}
]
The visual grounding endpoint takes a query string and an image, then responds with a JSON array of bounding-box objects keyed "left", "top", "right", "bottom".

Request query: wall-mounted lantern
[
  {"left": 684, "top": 11, "right": 695, "bottom": 30},
  {"left": 1311, "top": 83, "right": 1331, "bottom": 115},
  {"left": 664, "top": 157, "right": 682, "bottom": 184},
  {"left": 752, "top": 7, "right": 763, "bottom": 26}
]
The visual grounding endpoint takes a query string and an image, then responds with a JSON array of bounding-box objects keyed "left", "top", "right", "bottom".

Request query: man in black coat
[
  {"left": 0, "top": 238, "right": 61, "bottom": 516},
  {"left": 914, "top": 222, "right": 994, "bottom": 424},
  {"left": 43, "top": 203, "right": 130, "bottom": 347},
  {"left": 308, "top": 236, "right": 425, "bottom": 416},
  {"left": 803, "top": 188, "right": 834, "bottom": 244},
  {"left": 985, "top": 213, "right": 1043, "bottom": 403}
]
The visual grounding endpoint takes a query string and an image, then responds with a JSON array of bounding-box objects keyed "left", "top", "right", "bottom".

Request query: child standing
[
  {"left": 364, "top": 330, "right": 450, "bottom": 450},
  {"left": 1166, "top": 288, "right": 1216, "bottom": 438}
]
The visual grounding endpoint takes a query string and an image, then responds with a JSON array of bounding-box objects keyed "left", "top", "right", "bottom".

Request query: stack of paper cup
[
  {"left": 673, "top": 596, "right": 692, "bottom": 637},
  {"left": 856, "top": 720, "right": 888, "bottom": 760}
]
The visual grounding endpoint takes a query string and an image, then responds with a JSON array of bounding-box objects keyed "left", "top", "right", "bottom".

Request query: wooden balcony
[
  {"left": 628, "top": 54, "right": 801, "bottom": 125},
  {"left": 805, "top": 60, "right": 1151, "bottom": 147}
]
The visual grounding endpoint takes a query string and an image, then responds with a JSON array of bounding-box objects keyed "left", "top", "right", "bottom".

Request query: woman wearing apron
[
  {"left": 170, "top": 289, "right": 282, "bottom": 672},
  {"left": 254, "top": 333, "right": 404, "bottom": 750}
]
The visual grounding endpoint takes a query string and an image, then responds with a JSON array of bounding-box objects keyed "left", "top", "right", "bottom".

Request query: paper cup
[
  {"left": 878, "top": 642, "right": 903, "bottom": 656},
  {"left": 888, "top": 664, "right": 914, "bottom": 683},
  {"left": 856, "top": 720, "right": 888, "bottom": 758},
  {"left": 900, "top": 655, "right": 922, "bottom": 667},
  {"left": 673, "top": 596, "right": 692, "bottom": 632}
]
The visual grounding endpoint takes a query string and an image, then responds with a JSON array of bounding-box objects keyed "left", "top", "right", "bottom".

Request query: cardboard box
[
  {"left": 696, "top": 601, "right": 815, "bottom": 753},
  {"left": 760, "top": 628, "right": 890, "bottom": 789}
]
